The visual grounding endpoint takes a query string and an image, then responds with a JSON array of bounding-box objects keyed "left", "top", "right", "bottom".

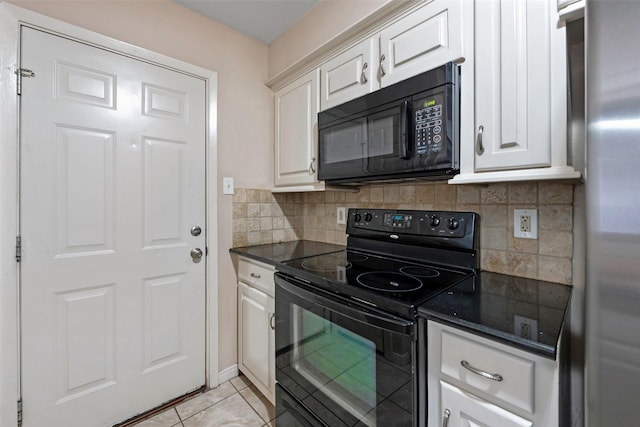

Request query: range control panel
[{"left": 348, "top": 208, "right": 477, "bottom": 240}]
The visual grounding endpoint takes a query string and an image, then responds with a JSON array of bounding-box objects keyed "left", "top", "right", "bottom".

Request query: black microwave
[{"left": 318, "top": 62, "right": 459, "bottom": 184}]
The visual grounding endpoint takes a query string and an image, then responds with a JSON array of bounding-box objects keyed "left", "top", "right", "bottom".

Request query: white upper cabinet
[
  {"left": 379, "top": 0, "right": 464, "bottom": 88},
  {"left": 320, "top": 37, "right": 379, "bottom": 111},
  {"left": 474, "top": 0, "right": 550, "bottom": 171},
  {"left": 451, "top": 0, "right": 580, "bottom": 183},
  {"left": 319, "top": 0, "right": 465, "bottom": 112},
  {"left": 274, "top": 69, "right": 322, "bottom": 190}
]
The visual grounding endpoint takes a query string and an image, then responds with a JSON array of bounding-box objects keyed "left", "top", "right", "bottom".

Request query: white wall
[{"left": 7, "top": 0, "right": 273, "bottom": 376}]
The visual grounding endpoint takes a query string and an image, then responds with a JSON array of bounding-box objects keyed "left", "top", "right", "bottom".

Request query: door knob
[
  {"left": 190, "top": 248, "right": 203, "bottom": 262},
  {"left": 191, "top": 225, "right": 202, "bottom": 236}
]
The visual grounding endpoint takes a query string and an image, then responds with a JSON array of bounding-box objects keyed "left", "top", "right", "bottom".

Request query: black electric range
[
  {"left": 277, "top": 248, "right": 474, "bottom": 319},
  {"left": 276, "top": 208, "right": 479, "bottom": 319},
  {"left": 274, "top": 208, "right": 479, "bottom": 427}
]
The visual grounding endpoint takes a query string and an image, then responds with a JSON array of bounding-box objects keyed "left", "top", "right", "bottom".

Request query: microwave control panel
[{"left": 414, "top": 93, "right": 445, "bottom": 156}]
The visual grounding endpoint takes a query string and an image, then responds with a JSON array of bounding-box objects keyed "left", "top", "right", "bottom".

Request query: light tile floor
[{"left": 131, "top": 375, "right": 276, "bottom": 427}]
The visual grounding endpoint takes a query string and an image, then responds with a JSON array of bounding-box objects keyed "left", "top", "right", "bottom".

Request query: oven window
[
  {"left": 276, "top": 276, "right": 415, "bottom": 426},
  {"left": 292, "top": 305, "right": 378, "bottom": 426}
]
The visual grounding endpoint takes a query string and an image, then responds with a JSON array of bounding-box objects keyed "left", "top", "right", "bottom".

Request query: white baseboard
[{"left": 217, "top": 364, "right": 239, "bottom": 384}]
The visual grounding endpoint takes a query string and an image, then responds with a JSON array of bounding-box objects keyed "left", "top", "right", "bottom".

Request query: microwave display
[{"left": 317, "top": 62, "right": 459, "bottom": 185}]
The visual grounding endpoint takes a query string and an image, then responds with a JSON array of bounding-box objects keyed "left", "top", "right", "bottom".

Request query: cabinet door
[
  {"left": 379, "top": 0, "right": 464, "bottom": 87},
  {"left": 274, "top": 69, "right": 320, "bottom": 187},
  {"left": 238, "top": 282, "right": 275, "bottom": 403},
  {"left": 474, "top": 0, "right": 553, "bottom": 171},
  {"left": 320, "top": 37, "right": 379, "bottom": 111},
  {"left": 439, "top": 381, "right": 532, "bottom": 427}
]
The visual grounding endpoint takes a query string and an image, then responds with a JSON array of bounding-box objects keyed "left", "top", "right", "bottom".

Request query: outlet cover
[
  {"left": 514, "top": 315, "right": 538, "bottom": 341},
  {"left": 336, "top": 207, "right": 346, "bottom": 225},
  {"left": 514, "top": 209, "right": 538, "bottom": 239},
  {"left": 223, "top": 177, "right": 234, "bottom": 195}
]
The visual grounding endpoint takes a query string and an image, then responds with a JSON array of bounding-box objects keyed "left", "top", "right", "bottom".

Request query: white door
[{"left": 19, "top": 27, "right": 206, "bottom": 427}]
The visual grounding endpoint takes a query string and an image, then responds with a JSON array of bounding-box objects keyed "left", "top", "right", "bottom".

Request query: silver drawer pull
[
  {"left": 250, "top": 273, "right": 261, "bottom": 279},
  {"left": 461, "top": 360, "right": 503, "bottom": 382}
]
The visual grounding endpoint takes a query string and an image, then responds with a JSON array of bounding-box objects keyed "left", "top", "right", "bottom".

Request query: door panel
[{"left": 20, "top": 27, "right": 206, "bottom": 427}]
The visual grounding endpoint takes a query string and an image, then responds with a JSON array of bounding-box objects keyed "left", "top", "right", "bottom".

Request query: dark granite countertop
[
  {"left": 419, "top": 271, "right": 572, "bottom": 359},
  {"left": 229, "top": 240, "right": 345, "bottom": 267}
]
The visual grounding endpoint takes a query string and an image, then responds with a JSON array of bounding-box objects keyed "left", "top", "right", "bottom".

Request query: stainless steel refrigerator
[{"left": 586, "top": 1, "right": 640, "bottom": 425}]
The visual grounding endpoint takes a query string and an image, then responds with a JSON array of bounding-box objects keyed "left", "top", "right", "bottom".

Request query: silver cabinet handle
[
  {"left": 461, "top": 360, "right": 503, "bottom": 382},
  {"left": 476, "top": 125, "right": 485, "bottom": 155},
  {"left": 379, "top": 54, "right": 386, "bottom": 77},
  {"left": 250, "top": 272, "right": 261, "bottom": 279},
  {"left": 361, "top": 62, "right": 368, "bottom": 84},
  {"left": 309, "top": 157, "right": 316, "bottom": 174},
  {"left": 442, "top": 409, "right": 451, "bottom": 427},
  {"left": 270, "top": 313, "right": 275, "bottom": 330},
  {"left": 190, "top": 248, "right": 203, "bottom": 261}
]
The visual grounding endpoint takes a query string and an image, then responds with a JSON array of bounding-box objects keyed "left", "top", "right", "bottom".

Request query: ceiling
[{"left": 173, "top": 0, "right": 320, "bottom": 44}]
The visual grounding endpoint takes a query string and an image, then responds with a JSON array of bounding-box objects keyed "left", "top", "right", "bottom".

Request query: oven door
[
  {"left": 275, "top": 272, "right": 415, "bottom": 427},
  {"left": 317, "top": 100, "right": 413, "bottom": 183}
]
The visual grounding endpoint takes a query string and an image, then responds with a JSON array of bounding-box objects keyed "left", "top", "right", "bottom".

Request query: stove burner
[
  {"left": 399, "top": 266, "right": 440, "bottom": 278},
  {"left": 347, "top": 253, "right": 369, "bottom": 262},
  {"left": 301, "top": 255, "right": 351, "bottom": 272},
  {"left": 356, "top": 272, "right": 424, "bottom": 293}
]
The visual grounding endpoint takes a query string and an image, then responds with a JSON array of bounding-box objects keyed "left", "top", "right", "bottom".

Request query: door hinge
[
  {"left": 16, "top": 68, "right": 35, "bottom": 96},
  {"left": 17, "top": 399, "right": 23, "bottom": 427},
  {"left": 16, "top": 236, "right": 21, "bottom": 263}
]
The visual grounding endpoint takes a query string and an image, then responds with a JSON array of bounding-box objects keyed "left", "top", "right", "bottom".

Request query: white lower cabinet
[
  {"left": 427, "top": 321, "right": 560, "bottom": 427},
  {"left": 440, "top": 381, "right": 532, "bottom": 427},
  {"left": 237, "top": 257, "right": 275, "bottom": 404}
]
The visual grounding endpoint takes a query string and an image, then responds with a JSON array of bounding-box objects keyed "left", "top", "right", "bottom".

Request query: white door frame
[{"left": 0, "top": 4, "right": 219, "bottom": 426}]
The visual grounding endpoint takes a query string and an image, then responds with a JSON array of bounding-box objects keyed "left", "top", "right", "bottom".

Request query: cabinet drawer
[
  {"left": 440, "top": 329, "right": 535, "bottom": 413},
  {"left": 238, "top": 258, "right": 275, "bottom": 296},
  {"left": 440, "top": 381, "right": 532, "bottom": 427}
]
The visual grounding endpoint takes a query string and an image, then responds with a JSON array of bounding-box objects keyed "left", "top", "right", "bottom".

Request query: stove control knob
[
  {"left": 430, "top": 216, "right": 441, "bottom": 227},
  {"left": 364, "top": 212, "right": 373, "bottom": 222},
  {"left": 354, "top": 213, "right": 362, "bottom": 222},
  {"left": 448, "top": 217, "right": 460, "bottom": 230}
]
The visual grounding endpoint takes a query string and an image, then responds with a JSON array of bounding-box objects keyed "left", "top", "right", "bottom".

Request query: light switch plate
[{"left": 223, "top": 177, "right": 234, "bottom": 195}]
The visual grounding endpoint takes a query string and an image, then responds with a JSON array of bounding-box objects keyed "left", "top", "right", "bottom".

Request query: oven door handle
[{"left": 275, "top": 273, "right": 414, "bottom": 335}]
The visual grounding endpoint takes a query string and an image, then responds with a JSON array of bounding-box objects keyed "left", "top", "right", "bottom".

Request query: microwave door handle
[{"left": 400, "top": 100, "right": 413, "bottom": 160}]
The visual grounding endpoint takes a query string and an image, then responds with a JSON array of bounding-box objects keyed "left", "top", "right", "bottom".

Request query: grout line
[
  {"left": 178, "top": 391, "right": 239, "bottom": 424},
  {"left": 173, "top": 408, "right": 185, "bottom": 426},
  {"left": 237, "top": 386, "right": 272, "bottom": 425}
]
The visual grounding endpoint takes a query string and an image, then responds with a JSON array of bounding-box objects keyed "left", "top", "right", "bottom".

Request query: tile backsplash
[{"left": 232, "top": 181, "right": 577, "bottom": 285}]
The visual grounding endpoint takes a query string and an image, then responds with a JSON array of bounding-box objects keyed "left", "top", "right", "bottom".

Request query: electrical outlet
[
  {"left": 514, "top": 315, "right": 538, "bottom": 341},
  {"left": 336, "top": 207, "right": 346, "bottom": 225},
  {"left": 514, "top": 209, "right": 538, "bottom": 239}
]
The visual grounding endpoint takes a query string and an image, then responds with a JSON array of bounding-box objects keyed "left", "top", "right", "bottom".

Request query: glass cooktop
[{"left": 277, "top": 249, "right": 473, "bottom": 318}]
